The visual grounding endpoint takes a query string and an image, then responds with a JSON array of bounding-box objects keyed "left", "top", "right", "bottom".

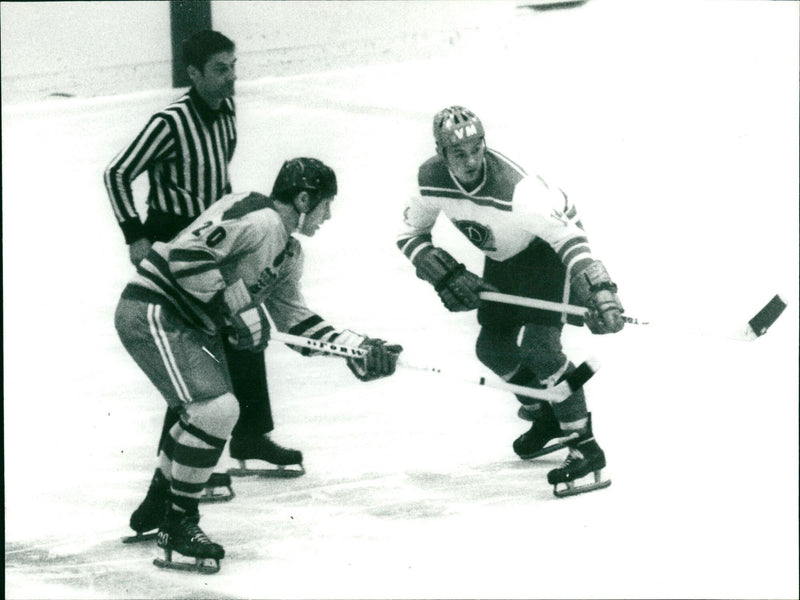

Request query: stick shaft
[
  {"left": 270, "top": 331, "right": 583, "bottom": 401},
  {"left": 479, "top": 291, "right": 646, "bottom": 324},
  {"left": 271, "top": 331, "right": 367, "bottom": 358},
  {"left": 481, "top": 291, "right": 587, "bottom": 317},
  {"left": 396, "top": 361, "right": 580, "bottom": 401}
]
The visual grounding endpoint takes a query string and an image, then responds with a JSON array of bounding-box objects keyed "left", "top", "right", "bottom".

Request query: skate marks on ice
[
  {"left": 6, "top": 459, "right": 568, "bottom": 591},
  {"left": 5, "top": 537, "right": 237, "bottom": 600},
  {"left": 218, "top": 457, "right": 568, "bottom": 527}
]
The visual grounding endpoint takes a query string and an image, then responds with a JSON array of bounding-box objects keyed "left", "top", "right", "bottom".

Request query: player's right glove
[
  {"left": 226, "top": 302, "right": 272, "bottom": 351},
  {"left": 213, "top": 279, "right": 272, "bottom": 351},
  {"left": 335, "top": 330, "right": 403, "bottom": 381},
  {"left": 571, "top": 260, "right": 625, "bottom": 334},
  {"left": 414, "top": 247, "right": 498, "bottom": 311}
]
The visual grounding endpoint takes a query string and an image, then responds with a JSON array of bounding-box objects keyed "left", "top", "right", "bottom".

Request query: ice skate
[
  {"left": 513, "top": 402, "right": 577, "bottom": 459},
  {"left": 124, "top": 471, "right": 232, "bottom": 543},
  {"left": 547, "top": 419, "right": 611, "bottom": 497},
  {"left": 153, "top": 510, "right": 224, "bottom": 574},
  {"left": 199, "top": 472, "right": 235, "bottom": 503},
  {"left": 228, "top": 434, "right": 305, "bottom": 478},
  {"left": 123, "top": 470, "right": 168, "bottom": 543}
]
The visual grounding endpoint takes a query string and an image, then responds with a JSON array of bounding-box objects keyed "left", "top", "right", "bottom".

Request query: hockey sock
[
  {"left": 168, "top": 493, "right": 199, "bottom": 516},
  {"left": 546, "top": 362, "right": 589, "bottom": 430},
  {"left": 162, "top": 393, "right": 239, "bottom": 502}
]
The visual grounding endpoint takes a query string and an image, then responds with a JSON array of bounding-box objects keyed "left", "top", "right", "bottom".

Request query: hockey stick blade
[
  {"left": 564, "top": 357, "right": 600, "bottom": 393},
  {"left": 481, "top": 291, "right": 786, "bottom": 341},
  {"left": 746, "top": 294, "right": 787, "bottom": 339},
  {"left": 400, "top": 357, "right": 599, "bottom": 402}
]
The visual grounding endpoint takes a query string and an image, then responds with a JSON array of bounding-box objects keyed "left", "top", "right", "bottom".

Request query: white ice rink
[{"left": 3, "top": 1, "right": 799, "bottom": 598}]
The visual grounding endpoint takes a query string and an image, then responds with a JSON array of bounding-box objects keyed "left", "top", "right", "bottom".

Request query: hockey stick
[
  {"left": 269, "top": 330, "right": 598, "bottom": 402},
  {"left": 479, "top": 291, "right": 787, "bottom": 342},
  {"left": 479, "top": 292, "right": 642, "bottom": 323},
  {"left": 395, "top": 356, "right": 599, "bottom": 403}
]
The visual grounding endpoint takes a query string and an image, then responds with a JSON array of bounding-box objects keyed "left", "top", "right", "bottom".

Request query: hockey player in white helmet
[
  {"left": 397, "top": 106, "right": 624, "bottom": 497},
  {"left": 115, "top": 158, "right": 402, "bottom": 572}
]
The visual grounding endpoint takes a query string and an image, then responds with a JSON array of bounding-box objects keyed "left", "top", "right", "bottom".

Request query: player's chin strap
[
  {"left": 479, "top": 292, "right": 787, "bottom": 342},
  {"left": 267, "top": 329, "right": 598, "bottom": 403}
]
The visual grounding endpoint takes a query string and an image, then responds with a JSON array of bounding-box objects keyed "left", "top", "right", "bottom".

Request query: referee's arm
[{"left": 104, "top": 115, "right": 174, "bottom": 244}]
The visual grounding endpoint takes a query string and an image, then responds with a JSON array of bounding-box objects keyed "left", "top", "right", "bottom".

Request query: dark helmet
[
  {"left": 271, "top": 158, "right": 337, "bottom": 208},
  {"left": 432, "top": 106, "right": 485, "bottom": 154}
]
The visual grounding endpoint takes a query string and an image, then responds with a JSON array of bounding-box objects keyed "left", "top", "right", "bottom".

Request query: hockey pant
[
  {"left": 475, "top": 322, "right": 589, "bottom": 430},
  {"left": 115, "top": 297, "right": 240, "bottom": 506},
  {"left": 157, "top": 343, "right": 274, "bottom": 455}
]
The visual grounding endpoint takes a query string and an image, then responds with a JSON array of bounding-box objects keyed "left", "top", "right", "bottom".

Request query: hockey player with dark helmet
[
  {"left": 271, "top": 157, "right": 338, "bottom": 236},
  {"left": 115, "top": 156, "right": 403, "bottom": 573}
]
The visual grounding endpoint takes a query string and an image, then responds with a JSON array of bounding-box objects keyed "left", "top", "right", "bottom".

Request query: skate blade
[
  {"left": 553, "top": 470, "right": 611, "bottom": 498},
  {"left": 199, "top": 488, "right": 235, "bottom": 504},
  {"left": 122, "top": 531, "right": 157, "bottom": 544},
  {"left": 519, "top": 433, "right": 580, "bottom": 460},
  {"left": 153, "top": 556, "right": 220, "bottom": 574},
  {"left": 198, "top": 472, "right": 235, "bottom": 503},
  {"left": 228, "top": 461, "right": 305, "bottom": 479}
]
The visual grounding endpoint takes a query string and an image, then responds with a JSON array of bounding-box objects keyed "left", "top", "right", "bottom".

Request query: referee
[{"left": 105, "top": 30, "right": 303, "bottom": 539}]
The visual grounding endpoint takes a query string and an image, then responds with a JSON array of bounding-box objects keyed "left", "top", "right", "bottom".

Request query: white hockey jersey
[
  {"left": 126, "top": 192, "right": 339, "bottom": 346},
  {"left": 397, "top": 149, "right": 595, "bottom": 281}
]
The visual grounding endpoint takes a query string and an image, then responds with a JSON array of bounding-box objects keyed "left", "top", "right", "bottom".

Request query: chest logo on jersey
[
  {"left": 247, "top": 240, "right": 297, "bottom": 296},
  {"left": 249, "top": 267, "right": 277, "bottom": 296},
  {"left": 454, "top": 220, "right": 497, "bottom": 251}
]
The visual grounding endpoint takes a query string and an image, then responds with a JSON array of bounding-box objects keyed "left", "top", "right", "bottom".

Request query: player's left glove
[
  {"left": 336, "top": 330, "right": 403, "bottom": 381},
  {"left": 571, "top": 260, "right": 625, "bottom": 334}
]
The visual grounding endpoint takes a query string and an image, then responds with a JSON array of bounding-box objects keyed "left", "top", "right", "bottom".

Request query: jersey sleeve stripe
[
  {"left": 565, "top": 255, "right": 595, "bottom": 283},
  {"left": 419, "top": 188, "right": 514, "bottom": 211},
  {"left": 397, "top": 234, "right": 432, "bottom": 261},
  {"left": 557, "top": 236, "right": 591, "bottom": 261}
]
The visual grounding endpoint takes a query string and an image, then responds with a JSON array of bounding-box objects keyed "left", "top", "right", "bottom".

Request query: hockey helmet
[
  {"left": 433, "top": 106, "right": 485, "bottom": 153},
  {"left": 271, "top": 157, "right": 338, "bottom": 208}
]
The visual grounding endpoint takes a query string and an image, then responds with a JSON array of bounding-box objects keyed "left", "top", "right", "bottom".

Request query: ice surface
[{"left": 4, "top": 1, "right": 798, "bottom": 598}]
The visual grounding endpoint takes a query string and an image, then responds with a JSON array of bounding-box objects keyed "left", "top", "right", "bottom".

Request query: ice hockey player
[
  {"left": 115, "top": 158, "right": 403, "bottom": 572},
  {"left": 396, "top": 106, "right": 624, "bottom": 497},
  {"left": 106, "top": 30, "right": 307, "bottom": 542}
]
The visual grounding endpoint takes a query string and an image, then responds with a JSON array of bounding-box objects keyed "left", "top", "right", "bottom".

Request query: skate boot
[
  {"left": 200, "top": 472, "right": 235, "bottom": 503},
  {"left": 153, "top": 509, "right": 224, "bottom": 574},
  {"left": 547, "top": 416, "right": 611, "bottom": 497},
  {"left": 124, "top": 470, "right": 168, "bottom": 543},
  {"left": 228, "top": 434, "right": 305, "bottom": 478},
  {"left": 513, "top": 402, "right": 577, "bottom": 459}
]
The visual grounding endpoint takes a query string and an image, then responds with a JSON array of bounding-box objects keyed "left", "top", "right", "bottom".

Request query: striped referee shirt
[{"left": 104, "top": 87, "right": 237, "bottom": 244}]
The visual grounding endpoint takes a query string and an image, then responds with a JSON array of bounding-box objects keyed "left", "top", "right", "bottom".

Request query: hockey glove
[
  {"left": 336, "top": 330, "right": 403, "bottom": 382},
  {"left": 571, "top": 260, "right": 625, "bottom": 334},
  {"left": 226, "top": 302, "right": 272, "bottom": 351},
  {"left": 415, "top": 247, "right": 497, "bottom": 312},
  {"left": 213, "top": 280, "right": 272, "bottom": 351}
]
